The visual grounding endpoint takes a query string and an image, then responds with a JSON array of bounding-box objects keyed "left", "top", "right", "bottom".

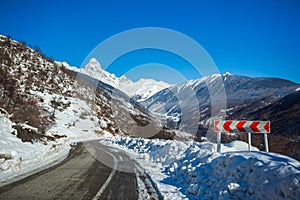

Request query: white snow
[
  {"left": 100, "top": 137, "right": 300, "bottom": 200},
  {"left": 296, "top": 87, "right": 300, "bottom": 92},
  {"left": 119, "top": 78, "right": 171, "bottom": 101},
  {"left": 56, "top": 61, "right": 79, "bottom": 72},
  {"left": 0, "top": 113, "right": 69, "bottom": 184}
]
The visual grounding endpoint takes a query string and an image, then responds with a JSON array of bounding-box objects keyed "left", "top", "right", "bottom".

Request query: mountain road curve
[{"left": 0, "top": 141, "right": 159, "bottom": 200}]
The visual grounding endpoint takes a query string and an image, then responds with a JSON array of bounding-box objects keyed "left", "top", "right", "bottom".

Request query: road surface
[{"left": 0, "top": 141, "right": 159, "bottom": 200}]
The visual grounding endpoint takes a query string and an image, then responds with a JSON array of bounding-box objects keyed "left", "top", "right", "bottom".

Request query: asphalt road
[{"left": 0, "top": 142, "right": 138, "bottom": 200}]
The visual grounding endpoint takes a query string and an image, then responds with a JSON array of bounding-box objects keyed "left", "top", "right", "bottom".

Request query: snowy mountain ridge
[
  {"left": 62, "top": 58, "right": 171, "bottom": 101},
  {"left": 142, "top": 71, "right": 299, "bottom": 122}
]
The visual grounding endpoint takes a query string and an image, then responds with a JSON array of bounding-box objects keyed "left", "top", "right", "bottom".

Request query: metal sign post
[
  {"left": 264, "top": 133, "right": 269, "bottom": 152},
  {"left": 217, "top": 132, "right": 221, "bottom": 153},
  {"left": 248, "top": 132, "right": 252, "bottom": 151},
  {"left": 214, "top": 120, "right": 271, "bottom": 153}
]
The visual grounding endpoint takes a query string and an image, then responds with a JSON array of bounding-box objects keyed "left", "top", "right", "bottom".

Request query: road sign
[
  {"left": 214, "top": 120, "right": 270, "bottom": 133},
  {"left": 213, "top": 120, "right": 271, "bottom": 153}
]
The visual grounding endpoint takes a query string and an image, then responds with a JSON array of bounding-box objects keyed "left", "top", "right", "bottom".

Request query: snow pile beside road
[
  {"left": 0, "top": 114, "right": 69, "bottom": 184},
  {"left": 102, "top": 137, "right": 300, "bottom": 200},
  {"left": 0, "top": 93, "right": 110, "bottom": 186}
]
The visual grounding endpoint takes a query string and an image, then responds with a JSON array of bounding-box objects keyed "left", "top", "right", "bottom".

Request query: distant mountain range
[
  {"left": 140, "top": 72, "right": 299, "bottom": 134},
  {"left": 138, "top": 71, "right": 300, "bottom": 159}
]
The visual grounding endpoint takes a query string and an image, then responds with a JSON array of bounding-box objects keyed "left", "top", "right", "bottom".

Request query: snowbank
[
  {"left": 101, "top": 137, "right": 300, "bottom": 200},
  {"left": 0, "top": 92, "right": 111, "bottom": 186},
  {"left": 0, "top": 114, "right": 70, "bottom": 185}
]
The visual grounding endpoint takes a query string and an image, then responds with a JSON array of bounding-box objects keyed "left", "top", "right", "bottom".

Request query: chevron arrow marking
[
  {"left": 214, "top": 120, "right": 270, "bottom": 133},
  {"left": 249, "top": 121, "right": 260, "bottom": 133},
  {"left": 223, "top": 121, "right": 233, "bottom": 132},
  {"left": 214, "top": 120, "right": 220, "bottom": 132},
  {"left": 235, "top": 121, "right": 247, "bottom": 132},
  {"left": 263, "top": 121, "right": 270, "bottom": 133}
]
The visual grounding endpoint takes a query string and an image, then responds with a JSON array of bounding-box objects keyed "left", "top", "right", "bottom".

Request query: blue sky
[{"left": 1, "top": 0, "right": 300, "bottom": 84}]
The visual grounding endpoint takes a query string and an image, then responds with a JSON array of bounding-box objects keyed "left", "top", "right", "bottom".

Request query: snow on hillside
[
  {"left": 62, "top": 58, "right": 171, "bottom": 101},
  {"left": 0, "top": 113, "right": 69, "bottom": 184},
  {"left": 0, "top": 92, "right": 112, "bottom": 185},
  {"left": 100, "top": 137, "right": 300, "bottom": 200}
]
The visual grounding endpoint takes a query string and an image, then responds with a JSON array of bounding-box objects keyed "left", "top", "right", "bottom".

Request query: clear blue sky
[{"left": 1, "top": 0, "right": 299, "bottom": 84}]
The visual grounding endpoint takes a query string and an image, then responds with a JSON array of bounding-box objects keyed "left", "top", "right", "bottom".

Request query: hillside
[{"left": 0, "top": 34, "right": 162, "bottom": 143}]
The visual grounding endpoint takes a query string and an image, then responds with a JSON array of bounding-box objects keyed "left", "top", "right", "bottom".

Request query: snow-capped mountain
[{"left": 65, "top": 58, "right": 171, "bottom": 101}]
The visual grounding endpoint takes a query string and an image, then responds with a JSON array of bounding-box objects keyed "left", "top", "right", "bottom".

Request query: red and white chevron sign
[{"left": 214, "top": 120, "right": 270, "bottom": 133}]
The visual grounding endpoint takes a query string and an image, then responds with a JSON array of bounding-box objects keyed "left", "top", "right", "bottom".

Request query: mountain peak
[{"left": 84, "top": 58, "right": 102, "bottom": 72}]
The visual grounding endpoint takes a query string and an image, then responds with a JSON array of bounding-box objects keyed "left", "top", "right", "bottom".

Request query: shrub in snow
[
  {"left": 12, "top": 124, "right": 44, "bottom": 144},
  {"left": 0, "top": 153, "right": 12, "bottom": 160}
]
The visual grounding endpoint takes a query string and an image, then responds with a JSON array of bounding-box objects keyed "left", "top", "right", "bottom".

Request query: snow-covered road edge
[
  {"left": 0, "top": 146, "right": 69, "bottom": 187},
  {"left": 0, "top": 93, "right": 109, "bottom": 187}
]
